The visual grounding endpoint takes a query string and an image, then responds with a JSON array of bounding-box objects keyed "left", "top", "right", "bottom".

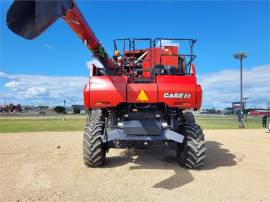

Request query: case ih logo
[{"left": 164, "top": 93, "right": 191, "bottom": 99}]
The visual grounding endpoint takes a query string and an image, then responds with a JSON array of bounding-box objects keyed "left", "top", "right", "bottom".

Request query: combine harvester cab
[{"left": 6, "top": 0, "right": 206, "bottom": 169}]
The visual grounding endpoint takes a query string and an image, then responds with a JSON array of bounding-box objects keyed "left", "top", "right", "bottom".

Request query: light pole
[{"left": 233, "top": 52, "right": 247, "bottom": 128}]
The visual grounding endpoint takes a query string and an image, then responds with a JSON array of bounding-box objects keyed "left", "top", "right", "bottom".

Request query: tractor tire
[
  {"left": 183, "top": 111, "right": 195, "bottom": 125},
  {"left": 105, "top": 111, "right": 115, "bottom": 134},
  {"left": 83, "top": 109, "right": 106, "bottom": 167},
  {"left": 177, "top": 123, "right": 206, "bottom": 169}
]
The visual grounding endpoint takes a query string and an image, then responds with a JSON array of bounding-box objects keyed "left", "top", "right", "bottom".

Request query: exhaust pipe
[{"left": 6, "top": 0, "right": 73, "bottom": 40}]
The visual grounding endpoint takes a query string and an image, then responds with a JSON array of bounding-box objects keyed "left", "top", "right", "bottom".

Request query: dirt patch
[{"left": 0, "top": 129, "right": 269, "bottom": 201}]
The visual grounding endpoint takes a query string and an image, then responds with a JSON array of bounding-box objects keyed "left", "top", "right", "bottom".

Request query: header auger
[{"left": 7, "top": 0, "right": 206, "bottom": 169}]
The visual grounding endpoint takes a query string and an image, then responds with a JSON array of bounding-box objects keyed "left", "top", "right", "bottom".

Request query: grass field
[
  {"left": 0, "top": 116, "right": 86, "bottom": 133},
  {"left": 0, "top": 114, "right": 262, "bottom": 133},
  {"left": 195, "top": 115, "right": 262, "bottom": 129}
]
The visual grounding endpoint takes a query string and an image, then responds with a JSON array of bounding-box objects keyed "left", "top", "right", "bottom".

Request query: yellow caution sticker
[{"left": 136, "top": 89, "right": 149, "bottom": 102}]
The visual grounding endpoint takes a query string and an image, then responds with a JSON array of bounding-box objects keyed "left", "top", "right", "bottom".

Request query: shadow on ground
[{"left": 104, "top": 141, "right": 238, "bottom": 190}]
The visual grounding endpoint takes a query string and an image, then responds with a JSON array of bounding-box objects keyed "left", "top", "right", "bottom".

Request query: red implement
[{"left": 6, "top": 0, "right": 206, "bottom": 169}]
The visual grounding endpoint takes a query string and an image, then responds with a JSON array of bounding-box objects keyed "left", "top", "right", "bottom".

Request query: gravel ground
[{"left": 0, "top": 129, "right": 269, "bottom": 202}]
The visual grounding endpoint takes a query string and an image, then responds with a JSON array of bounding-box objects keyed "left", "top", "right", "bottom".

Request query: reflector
[{"left": 136, "top": 89, "right": 149, "bottom": 102}]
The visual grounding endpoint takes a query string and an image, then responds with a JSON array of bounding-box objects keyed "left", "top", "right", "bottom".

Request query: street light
[{"left": 233, "top": 52, "right": 247, "bottom": 128}]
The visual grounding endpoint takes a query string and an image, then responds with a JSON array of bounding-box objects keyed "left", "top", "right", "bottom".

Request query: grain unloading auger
[
  {"left": 7, "top": 0, "right": 206, "bottom": 168},
  {"left": 6, "top": 0, "right": 112, "bottom": 67}
]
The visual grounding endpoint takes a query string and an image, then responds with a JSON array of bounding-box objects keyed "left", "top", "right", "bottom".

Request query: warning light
[{"left": 136, "top": 89, "right": 149, "bottom": 102}]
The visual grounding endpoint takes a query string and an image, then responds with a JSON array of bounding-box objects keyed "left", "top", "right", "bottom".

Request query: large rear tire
[
  {"left": 177, "top": 123, "right": 206, "bottom": 169},
  {"left": 183, "top": 111, "right": 195, "bottom": 125},
  {"left": 83, "top": 109, "right": 106, "bottom": 167}
]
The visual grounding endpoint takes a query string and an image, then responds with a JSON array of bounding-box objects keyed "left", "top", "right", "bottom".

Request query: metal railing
[{"left": 112, "top": 38, "right": 197, "bottom": 81}]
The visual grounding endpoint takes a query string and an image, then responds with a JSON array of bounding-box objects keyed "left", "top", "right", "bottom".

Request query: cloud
[
  {"left": 4, "top": 81, "right": 20, "bottom": 90},
  {"left": 156, "top": 40, "right": 179, "bottom": 47},
  {"left": 0, "top": 72, "right": 8, "bottom": 78},
  {"left": 1, "top": 72, "right": 87, "bottom": 106},
  {"left": 198, "top": 64, "right": 270, "bottom": 109},
  {"left": 23, "top": 87, "right": 48, "bottom": 98},
  {"left": 0, "top": 64, "right": 269, "bottom": 108}
]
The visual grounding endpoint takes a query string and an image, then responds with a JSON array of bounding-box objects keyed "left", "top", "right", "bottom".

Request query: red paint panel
[
  {"left": 83, "top": 84, "right": 90, "bottom": 108},
  {"left": 141, "top": 46, "right": 179, "bottom": 78},
  {"left": 141, "top": 49, "right": 153, "bottom": 78},
  {"left": 156, "top": 75, "right": 197, "bottom": 84},
  {"left": 127, "top": 83, "right": 158, "bottom": 103},
  {"left": 84, "top": 74, "right": 202, "bottom": 110},
  {"left": 157, "top": 75, "right": 198, "bottom": 109},
  {"left": 84, "top": 76, "right": 127, "bottom": 108},
  {"left": 161, "top": 46, "right": 178, "bottom": 67},
  {"left": 142, "top": 48, "right": 159, "bottom": 68},
  {"left": 195, "top": 84, "right": 202, "bottom": 109}
]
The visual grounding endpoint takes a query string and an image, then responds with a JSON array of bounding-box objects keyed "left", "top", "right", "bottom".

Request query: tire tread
[{"left": 83, "top": 109, "right": 105, "bottom": 167}]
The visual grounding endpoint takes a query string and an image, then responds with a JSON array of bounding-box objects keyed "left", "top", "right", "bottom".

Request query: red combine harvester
[{"left": 7, "top": 0, "right": 206, "bottom": 168}]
